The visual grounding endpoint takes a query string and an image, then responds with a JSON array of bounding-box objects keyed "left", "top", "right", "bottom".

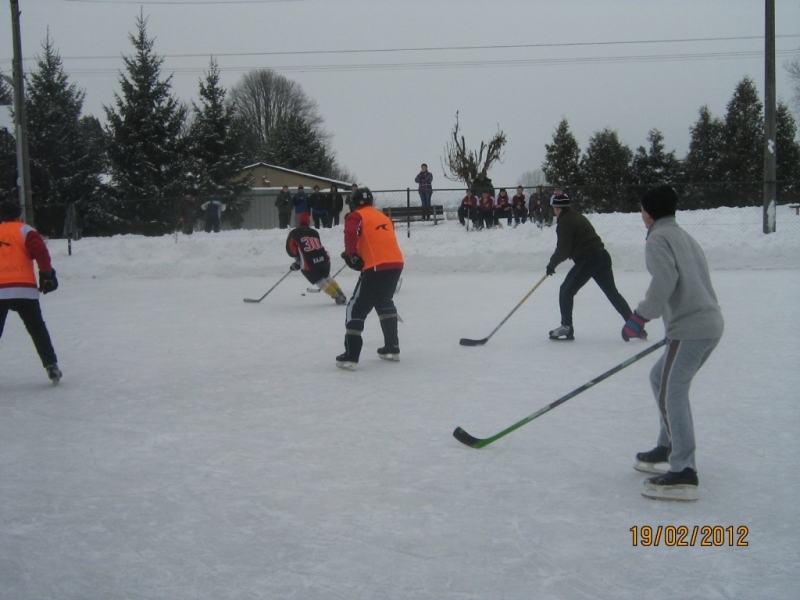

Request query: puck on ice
[{"left": 301, "top": 293, "right": 306, "bottom": 296}]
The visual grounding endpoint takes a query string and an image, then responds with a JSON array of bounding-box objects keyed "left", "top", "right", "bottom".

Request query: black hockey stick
[
  {"left": 459, "top": 274, "right": 548, "bottom": 346},
  {"left": 243, "top": 269, "right": 293, "bottom": 303},
  {"left": 453, "top": 338, "right": 668, "bottom": 448},
  {"left": 306, "top": 263, "right": 347, "bottom": 292}
]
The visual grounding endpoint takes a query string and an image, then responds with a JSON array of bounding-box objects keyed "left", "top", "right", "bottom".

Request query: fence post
[{"left": 406, "top": 187, "right": 411, "bottom": 238}]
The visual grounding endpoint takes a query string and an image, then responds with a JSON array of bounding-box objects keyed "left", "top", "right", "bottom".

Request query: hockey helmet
[
  {"left": 298, "top": 212, "right": 311, "bottom": 226},
  {"left": 353, "top": 187, "right": 374, "bottom": 206}
]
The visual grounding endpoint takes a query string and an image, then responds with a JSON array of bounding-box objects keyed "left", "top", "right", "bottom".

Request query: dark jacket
[
  {"left": 275, "top": 191, "right": 293, "bottom": 214},
  {"left": 325, "top": 191, "right": 344, "bottom": 214},
  {"left": 309, "top": 192, "right": 326, "bottom": 214},
  {"left": 547, "top": 207, "right": 605, "bottom": 270}
]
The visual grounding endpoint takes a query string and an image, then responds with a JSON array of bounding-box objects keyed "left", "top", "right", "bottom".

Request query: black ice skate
[
  {"left": 377, "top": 346, "right": 400, "bottom": 362},
  {"left": 335, "top": 353, "right": 358, "bottom": 371},
  {"left": 642, "top": 468, "right": 698, "bottom": 502},
  {"left": 634, "top": 445, "right": 670, "bottom": 474},
  {"left": 549, "top": 325, "right": 575, "bottom": 341},
  {"left": 45, "top": 364, "right": 62, "bottom": 385}
]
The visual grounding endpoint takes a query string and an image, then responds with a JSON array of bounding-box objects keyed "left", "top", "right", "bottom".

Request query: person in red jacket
[
  {"left": 494, "top": 188, "right": 513, "bottom": 227},
  {"left": 285, "top": 212, "right": 347, "bottom": 304},
  {"left": 478, "top": 191, "right": 495, "bottom": 230},
  {"left": 457, "top": 190, "right": 479, "bottom": 227},
  {"left": 0, "top": 201, "right": 61, "bottom": 383},
  {"left": 512, "top": 185, "right": 528, "bottom": 226},
  {"left": 337, "top": 187, "right": 404, "bottom": 370}
]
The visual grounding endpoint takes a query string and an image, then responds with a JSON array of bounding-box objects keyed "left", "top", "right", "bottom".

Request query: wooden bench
[
  {"left": 382, "top": 205, "right": 446, "bottom": 225},
  {"left": 789, "top": 203, "right": 800, "bottom": 215}
]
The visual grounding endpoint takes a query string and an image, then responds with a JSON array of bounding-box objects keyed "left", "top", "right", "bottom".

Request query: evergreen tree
[
  {"left": 776, "top": 101, "right": 800, "bottom": 203},
  {"left": 265, "top": 114, "right": 335, "bottom": 177},
  {"left": 0, "top": 69, "right": 12, "bottom": 106},
  {"left": 25, "top": 34, "right": 104, "bottom": 237},
  {"left": 104, "top": 13, "right": 187, "bottom": 235},
  {"left": 187, "top": 58, "right": 251, "bottom": 227},
  {"left": 580, "top": 128, "right": 634, "bottom": 212},
  {"left": 0, "top": 127, "right": 15, "bottom": 202},
  {"left": 542, "top": 118, "right": 581, "bottom": 187},
  {"left": 683, "top": 105, "right": 725, "bottom": 208},
  {"left": 631, "top": 129, "right": 682, "bottom": 190},
  {"left": 719, "top": 77, "right": 763, "bottom": 206}
]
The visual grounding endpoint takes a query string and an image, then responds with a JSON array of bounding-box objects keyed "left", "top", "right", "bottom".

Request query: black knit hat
[
  {"left": 0, "top": 201, "right": 22, "bottom": 222},
  {"left": 640, "top": 185, "right": 678, "bottom": 220},
  {"left": 550, "top": 191, "right": 570, "bottom": 208}
]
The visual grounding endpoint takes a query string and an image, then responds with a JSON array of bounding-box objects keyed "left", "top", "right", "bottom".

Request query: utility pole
[
  {"left": 9, "top": 0, "right": 34, "bottom": 225},
  {"left": 763, "top": 0, "right": 776, "bottom": 234}
]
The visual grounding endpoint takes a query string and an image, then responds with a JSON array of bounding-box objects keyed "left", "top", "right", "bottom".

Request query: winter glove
[
  {"left": 341, "top": 252, "right": 364, "bottom": 271},
  {"left": 546, "top": 264, "right": 556, "bottom": 276},
  {"left": 38, "top": 269, "right": 59, "bottom": 294},
  {"left": 289, "top": 260, "right": 301, "bottom": 271},
  {"left": 621, "top": 312, "right": 648, "bottom": 341}
]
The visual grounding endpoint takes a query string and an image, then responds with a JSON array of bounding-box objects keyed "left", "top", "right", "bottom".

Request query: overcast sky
[{"left": 1, "top": 0, "right": 798, "bottom": 190}]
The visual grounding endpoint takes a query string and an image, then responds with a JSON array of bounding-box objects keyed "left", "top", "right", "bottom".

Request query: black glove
[
  {"left": 546, "top": 264, "right": 556, "bottom": 276},
  {"left": 341, "top": 252, "right": 364, "bottom": 271},
  {"left": 289, "top": 260, "right": 301, "bottom": 271},
  {"left": 39, "top": 269, "right": 58, "bottom": 294}
]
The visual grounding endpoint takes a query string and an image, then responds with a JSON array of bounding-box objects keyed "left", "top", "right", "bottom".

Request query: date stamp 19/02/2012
[{"left": 630, "top": 525, "right": 749, "bottom": 547}]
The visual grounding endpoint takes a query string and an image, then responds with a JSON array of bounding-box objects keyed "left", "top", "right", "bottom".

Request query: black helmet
[
  {"left": 353, "top": 187, "right": 374, "bottom": 206},
  {"left": 0, "top": 201, "right": 22, "bottom": 222}
]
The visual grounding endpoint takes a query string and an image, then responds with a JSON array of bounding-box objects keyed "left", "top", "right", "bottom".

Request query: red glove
[{"left": 622, "top": 312, "right": 648, "bottom": 341}]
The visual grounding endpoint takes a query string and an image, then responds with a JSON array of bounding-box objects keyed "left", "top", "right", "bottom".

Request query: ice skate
[
  {"left": 334, "top": 292, "right": 348, "bottom": 305},
  {"left": 335, "top": 353, "right": 358, "bottom": 371},
  {"left": 549, "top": 325, "right": 575, "bottom": 341},
  {"left": 45, "top": 364, "right": 62, "bottom": 385},
  {"left": 377, "top": 346, "right": 400, "bottom": 362},
  {"left": 642, "top": 468, "right": 698, "bottom": 502},
  {"left": 634, "top": 445, "right": 670, "bottom": 474}
]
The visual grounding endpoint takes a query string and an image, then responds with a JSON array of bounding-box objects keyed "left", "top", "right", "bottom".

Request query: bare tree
[
  {"left": 518, "top": 169, "right": 547, "bottom": 188},
  {"left": 786, "top": 54, "right": 800, "bottom": 117},
  {"left": 441, "top": 111, "right": 506, "bottom": 189},
  {"left": 229, "top": 69, "right": 326, "bottom": 160}
]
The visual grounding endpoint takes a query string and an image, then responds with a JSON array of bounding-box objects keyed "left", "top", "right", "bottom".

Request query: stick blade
[
  {"left": 243, "top": 298, "right": 261, "bottom": 303},
  {"left": 453, "top": 427, "right": 485, "bottom": 448},
  {"left": 459, "top": 337, "right": 487, "bottom": 346}
]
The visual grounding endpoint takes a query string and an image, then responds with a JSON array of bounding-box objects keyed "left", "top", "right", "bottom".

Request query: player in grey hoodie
[{"left": 623, "top": 185, "right": 724, "bottom": 501}]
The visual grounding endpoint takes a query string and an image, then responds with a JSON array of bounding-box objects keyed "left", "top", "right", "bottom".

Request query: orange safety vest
[
  {"left": 355, "top": 207, "right": 404, "bottom": 271},
  {"left": 0, "top": 221, "right": 37, "bottom": 290}
]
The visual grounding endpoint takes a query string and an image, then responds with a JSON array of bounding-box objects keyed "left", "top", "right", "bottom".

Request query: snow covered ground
[{"left": 1, "top": 207, "right": 799, "bottom": 599}]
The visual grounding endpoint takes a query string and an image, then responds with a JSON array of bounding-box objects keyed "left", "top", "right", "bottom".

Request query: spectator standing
[
  {"left": 627, "top": 185, "right": 724, "bottom": 502},
  {"left": 308, "top": 185, "right": 327, "bottom": 229},
  {"left": 495, "top": 188, "right": 513, "bottom": 227},
  {"left": 292, "top": 185, "right": 310, "bottom": 225},
  {"left": 545, "top": 193, "right": 632, "bottom": 341},
  {"left": 336, "top": 187, "right": 404, "bottom": 370},
  {"left": 478, "top": 190, "right": 495, "bottom": 230},
  {"left": 275, "top": 185, "right": 293, "bottom": 229},
  {"left": 201, "top": 197, "right": 226, "bottom": 233},
  {"left": 325, "top": 185, "right": 344, "bottom": 227},
  {"left": 414, "top": 163, "right": 434, "bottom": 221},
  {"left": 458, "top": 190, "right": 479, "bottom": 227},
  {"left": 471, "top": 171, "right": 495, "bottom": 197},
  {"left": 512, "top": 186, "right": 528, "bottom": 226},
  {"left": 0, "top": 201, "right": 62, "bottom": 384},
  {"left": 178, "top": 194, "right": 196, "bottom": 234}
]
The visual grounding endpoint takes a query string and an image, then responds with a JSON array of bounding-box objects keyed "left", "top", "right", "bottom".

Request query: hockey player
[
  {"left": 457, "top": 190, "right": 479, "bottom": 227},
  {"left": 512, "top": 186, "right": 527, "bottom": 226},
  {"left": 626, "top": 185, "right": 724, "bottom": 501},
  {"left": 0, "top": 201, "right": 62, "bottom": 384},
  {"left": 286, "top": 213, "right": 347, "bottom": 305},
  {"left": 336, "top": 187, "right": 404, "bottom": 370},
  {"left": 477, "top": 191, "right": 495, "bottom": 230},
  {"left": 494, "top": 189, "right": 512, "bottom": 227},
  {"left": 545, "top": 192, "right": 632, "bottom": 340}
]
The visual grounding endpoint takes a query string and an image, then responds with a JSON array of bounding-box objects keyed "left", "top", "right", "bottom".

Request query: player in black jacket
[{"left": 286, "top": 213, "right": 347, "bottom": 304}]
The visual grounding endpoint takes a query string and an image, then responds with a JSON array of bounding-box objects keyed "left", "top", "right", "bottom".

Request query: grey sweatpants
[{"left": 650, "top": 338, "right": 720, "bottom": 473}]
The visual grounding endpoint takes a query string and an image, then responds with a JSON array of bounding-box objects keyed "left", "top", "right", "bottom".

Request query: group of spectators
[
  {"left": 457, "top": 184, "right": 555, "bottom": 230},
  {"left": 274, "top": 184, "right": 352, "bottom": 229}
]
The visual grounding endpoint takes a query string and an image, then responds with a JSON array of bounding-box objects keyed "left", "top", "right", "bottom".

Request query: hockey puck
[{"left": 301, "top": 293, "right": 306, "bottom": 296}]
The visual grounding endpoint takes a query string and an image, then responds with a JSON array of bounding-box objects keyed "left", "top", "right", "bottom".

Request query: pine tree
[
  {"left": 0, "top": 127, "right": 15, "bottom": 202},
  {"left": 0, "top": 69, "right": 12, "bottom": 106},
  {"left": 631, "top": 129, "right": 682, "bottom": 190},
  {"left": 187, "top": 58, "right": 251, "bottom": 227},
  {"left": 719, "top": 77, "right": 763, "bottom": 206},
  {"left": 104, "top": 13, "right": 187, "bottom": 235},
  {"left": 25, "top": 34, "right": 104, "bottom": 237},
  {"left": 776, "top": 101, "right": 800, "bottom": 204},
  {"left": 542, "top": 118, "right": 581, "bottom": 188},
  {"left": 580, "top": 128, "right": 634, "bottom": 212},
  {"left": 684, "top": 105, "right": 724, "bottom": 208}
]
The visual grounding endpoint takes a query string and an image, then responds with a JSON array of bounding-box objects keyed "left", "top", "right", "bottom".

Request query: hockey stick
[
  {"left": 453, "top": 338, "right": 668, "bottom": 448},
  {"left": 459, "top": 274, "right": 548, "bottom": 346},
  {"left": 306, "top": 263, "right": 347, "bottom": 293},
  {"left": 243, "top": 269, "right": 293, "bottom": 303}
]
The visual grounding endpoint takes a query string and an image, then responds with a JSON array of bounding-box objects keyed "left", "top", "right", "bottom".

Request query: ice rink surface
[{"left": 2, "top": 214, "right": 799, "bottom": 599}]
